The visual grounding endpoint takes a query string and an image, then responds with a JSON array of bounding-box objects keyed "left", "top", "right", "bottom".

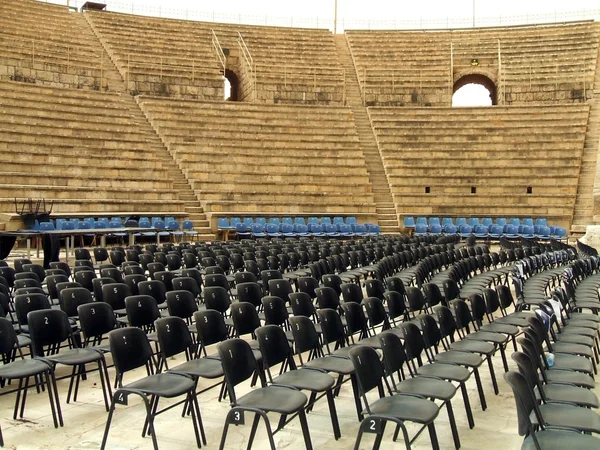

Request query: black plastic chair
[
  {"left": 172, "top": 276, "right": 202, "bottom": 300},
  {"left": 28, "top": 309, "right": 112, "bottom": 411},
  {"left": 217, "top": 338, "right": 313, "bottom": 450},
  {"left": 101, "top": 327, "right": 203, "bottom": 450},
  {"left": 165, "top": 290, "right": 198, "bottom": 325},
  {"left": 77, "top": 302, "right": 118, "bottom": 353},
  {"left": 349, "top": 345, "right": 441, "bottom": 450},
  {"left": 255, "top": 324, "right": 341, "bottom": 439},
  {"left": 504, "top": 370, "right": 600, "bottom": 449},
  {"left": 0, "top": 317, "right": 63, "bottom": 429}
]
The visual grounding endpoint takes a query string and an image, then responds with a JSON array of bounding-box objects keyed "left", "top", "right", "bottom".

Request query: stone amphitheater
[{"left": 0, "top": 1, "right": 599, "bottom": 449}]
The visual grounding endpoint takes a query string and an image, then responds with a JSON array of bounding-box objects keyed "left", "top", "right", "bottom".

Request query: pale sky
[{"left": 56, "top": 0, "right": 598, "bottom": 30}]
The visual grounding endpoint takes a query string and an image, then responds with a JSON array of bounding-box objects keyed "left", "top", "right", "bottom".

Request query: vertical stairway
[
  {"left": 78, "top": 13, "right": 215, "bottom": 240},
  {"left": 334, "top": 34, "right": 400, "bottom": 233},
  {"left": 571, "top": 43, "right": 600, "bottom": 237}
]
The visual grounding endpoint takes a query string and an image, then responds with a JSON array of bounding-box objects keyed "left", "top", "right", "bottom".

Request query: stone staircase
[
  {"left": 334, "top": 34, "right": 399, "bottom": 233},
  {"left": 80, "top": 13, "right": 214, "bottom": 241}
]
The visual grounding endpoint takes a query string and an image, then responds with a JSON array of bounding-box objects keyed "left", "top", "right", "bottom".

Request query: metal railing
[
  {"left": 211, "top": 29, "right": 226, "bottom": 74},
  {"left": 0, "top": 31, "right": 106, "bottom": 87},
  {"left": 237, "top": 32, "right": 256, "bottom": 101}
]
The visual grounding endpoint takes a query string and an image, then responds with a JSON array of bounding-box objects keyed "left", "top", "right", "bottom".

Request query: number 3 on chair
[{"left": 230, "top": 409, "right": 244, "bottom": 425}]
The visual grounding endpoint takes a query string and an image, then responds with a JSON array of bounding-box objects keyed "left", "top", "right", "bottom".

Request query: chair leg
[
  {"left": 47, "top": 370, "right": 63, "bottom": 428},
  {"left": 459, "top": 382, "right": 475, "bottom": 429},
  {"left": 246, "top": 414, "right": 261, "bottom": 450},
  {"left": 373, "top": 421, "right": 387, "bottom": 450},
  {"left": 499, "top": 345, "right": 509, "bottom": 373},
  {"left": 350, "top": 375, "right": 363, "bottom": 421},
  {"left": 325, "top": 389, "right": 341, "bottom": 440},
  {"left": 14, "top": 377, "right": 24, "bottom": 420},
  {"left": 473, "top": 368, "right": 487, "bottom": 410},
  {"left": 297, "top": 409, "right": 313, "bottom": 450},
  {"left": 98, "top": 358, "right": 112, "bottom": 412},
  {"left": 427, "top": 423, "right": 440, "bottom": 450},
  {"left": 486, "top": 356, "right": 500, "bottom": 395},
  {"left": 100, "top": 396, "right": 117, "bottom": 450},
  {"left": 445, "top": 401, "right": 461, "bottom": 449},
  {"left": 187, "top": 392, "right": 203, "bottom": 448}
]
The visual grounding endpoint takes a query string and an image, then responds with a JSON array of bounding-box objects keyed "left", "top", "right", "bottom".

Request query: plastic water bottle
[{"left": 546, "top": 353, "right": 555, "bottom": 367}]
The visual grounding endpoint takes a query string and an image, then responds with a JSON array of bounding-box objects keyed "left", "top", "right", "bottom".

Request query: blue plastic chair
[
  {"left": 295, "top": 217, "right": 307, "bottom": 226},
  {"left": 167, "top": 220, "right": 184, "bottom": 239},
  {"left": 266, "top": 223, "right": 281, "bottom": 238},
  {"left": 230, "top": 218, "right": 241, "bottom": 228},
  {"left": 339, "top": 224, "right": 354, "bottom": 237},
  {"left": 414, "top": 223, "right": 428, "bottom": 236},
  {"left": 282, "top": 217, "right": 293, "bottom": 225},
  {"left": 522, "top": 218, "right": 534, "bottom": 227},
  {"left": 307, "top": 217, "right": 319, "bottom": 225},
  {"left": 551, "top": 227, "right": 567, "bottom": 241},
  {"left": 443, "top": 224, "right": 457, "bottom": 234},
  {"left": 520, "top": 225, "right": 535, "bottom": 239},
  {"left": 504, "top": 224, "right": 518, "bottom": 238},
  {"left": 308, "top": 223, "right": 324, "bottom": 237},
  {"left": 416, "top": 217, "right": 428, "bottom": 226},
  {"left": 243, "top": 218, "right": 254, "bottom": 227},
  {"left": 509, "top": 218, "right": 520, "bottom": 227},
  {"left": 353, "top": 223, "right": 367, "bottom": 236},
  {"left": 333, "top": 217, "right": 344, "bottom": 225},
  {"left": 294, "top": 223, "right": 309, "bottom": 237},
  {"left": 320, "top": 217, "right": 332, "bottom": 226},
  {"left": 488, "top": 225, "right": 503, "bottom": 238},
  {"left": 459, "top": 224, "right": 473, "bottom": 238},
  {"left": 325, "top": 223, "right": 340, "bottom": 237},
  {"left": 442, "top": 218, "right": 453, "bottom": 227},
  {"left": 251, "top": 223, "right": 266, "bottom": 238},
  {"left": 535, "top": 218, "right": 547, "bottom": 227},
  {"left": 468, "top": 218, "right": 480, "bottom": 228},
  {"left": 269, "top": 218, "right": 281, "bottom": 226},
  {"left": 61, "top": 221, "right": 76, "bottom": 231},
  {"left": 455, "top": 218, "right": 467, "bottom": 228},
  {"left": 536, "top": 226, "right": 551, "bottom": 239},
  {"left": 218, "top": 218, "right": 231, "bottom": 230},
  {"left": 495, "top": 218, "right": 507, "bottom": 227},
  {"left": 235, "top": 222, "right": 252, "bottom": 239},
  {"left": 182, "top": 220, "right": 198, "bottom": 240},
  {"left": 428, "top": 217, "right": 440, "bottom": 227},
  {"left": 403, "top": 217, "right": 416, "bottom": 228},
  {"left": 281, "top": 223, "right": 295, "bottom": 237},
  {"left": 39, "top": 221, "right": 55, "bottom": 231},
  {"left": 367, "top": 224, "right": 380, "bottom": 236},
  {"left": 255, "top": 217, "right": 267, "bottom": 227},
  {"left": 429, "top": 224, "right": 442, "bottom": 235},
  {"left": 473, "top": 225, "right": 488, "bottom": 238},
  {"left": 481, "top": 218, "right": 493, "bottom": 228},
  {"left": 346, "top": 217, "right": 357, "bottom": 225}
]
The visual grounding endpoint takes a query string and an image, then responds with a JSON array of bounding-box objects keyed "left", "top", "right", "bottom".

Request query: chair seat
[
  {"left": 17, "top": 334, "right": 32, "bottom": 348},
  {"left": 272, "top": 369, "right": 334, "bottom": 392},
  {"left": 522, "top": 429, "right": 600, "bottom": 450},
  {"left": 464, "top": 331, "right": 508, "bottom": 345},
  {"left": 546, "top": 369, "right": 595, "bottom": 389},
  {"left": 560, "top": 327, "right": 596, "bottom": 339},
  {"left": 237, "top": 386, "right": 307, "bottom": 414},
  {"left": 570, "top": 313, "right": 600, "bottom": 323},
  {"left": 171, "top": 358, "right": 224, "bottom": 379},
  {"left": 305, "top": 355, "right": 355, "bottom": 375},
  {"left": 479, "top": 323, "right": 519, "bottom": 335},
  {"left": 396, "top": 377, "right": 457, "bottom": 401},
  {"left": 358, "top": 335, "right": 383, "bottom": 348},
  {"left": 551, "top": 354, "right": 594, "bottom": 374},
  {"left": 0, "top": 358, "right": 51, "bottom": 379},
  {"left": 555, "top": 333, "right": 595, "bottom": 347},
  {"left": 541, "top": 383, "right": 599, "bottom": 408},
  {"left": 435, "top": 350, "right": 483, "bottom": 368},
  {"left": 44, "top": 348, "right": 103, "bottom": 365},
  {"left": 551, "top": 342, "right": 594, "bottom": 359},
  {"left": 450, "top": 339, "right": 495, "bottom": 355},
  {"left": 125, "top": 373, "right": 195, "bottom": 398},
  {"left": 417, "top": 363, "right": 471, "bottom": 383},
  {"left": 494, "top": 315, "right": 530, "bottom": 327},
  {"left": 533, "top": 403, "right": 600, "bottom": 433},
  {"left": 368, "top": 394, "right": 439, "bottom": 424}
]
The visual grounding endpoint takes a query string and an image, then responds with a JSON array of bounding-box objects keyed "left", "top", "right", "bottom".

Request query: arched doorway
[
  {"left": 452, "top": 74, "right": 496, "bottom": 107},
  {"left": 223, "top": 69, "right": 239, "bottom": 101}
]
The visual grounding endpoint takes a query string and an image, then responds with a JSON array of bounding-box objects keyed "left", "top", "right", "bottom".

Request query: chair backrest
[
  {"left": 231, "top": 302, "right": 261, "bottom": 337},
  {"left": 0, "top": 316, "right": 21, "bottom": 357},
  {"left": 14, "top": 293, "right": 51, "bottom": 326},
  {"left": 341, "top": 283, "right": 363, "bottom": 304},
  {"left": 256, "top": 324, "right": 295, "bottom": 375},
  {"left": 261, "top": 296, "right": 289, "bottom": 326},
  {"left": 363, "top": 297, "right": 389, "bottom": 329},
  {"left": 217, "top": 338, "right": 260, "bottom": 404},
  {"left": 400, "top": 321, "right": 425, "bottom": 362},
  {"left": 60, "top": 287, "right": 93, "bottom": 318},
  {"left": 289, "top": 315, "right": 320, "bottom": 355},
  {"left": 317, "top": 308, "right": 346, "bottom": 349},
  {"left": 348, "top": 345, "right": 383, "bottom": 402},
  {"left": 165, "top": 290, "right": 198, "bottom": 320},
  {"left": 267, "top": 279, "right": 293, "bottom": 303},
  {"left": 504, "top": 370, "right": 544, "bottom": 439},
  {"left": 125, "top": 295, "right": 160, "bottom": 329},
  {"left": 289, "top": 292, "right": 316, "bottom": 318},
  {"left": 297, "top": 277, "right": 319, "bottom": 299},
  {"left": 138, "top": 280, "right": 167, "bottom": 305},
  {"left": 194, "top": 309, "right": 228, "bottom": 352},
  {"left": 379, "top": 330, "right": 409, "bottom": 376},
  {"left": 203, "top": 286, "right": 231, "bottom": 314},
  {"left": 315, "top": 286, "right": 340, "bottom": 310},
  {"left": 109, "top": 327, "right": 155, "bottom": 379},
  {"left": 28, "top": 309, "right": 72, "bottom": 356},
  {"left": 155, "top": 316, "right": 193, "bottom": 361},
  {"left": 384, "top": 290, "right": 406, "bottom": 321},
  {"left": 77, "top": 302, "right": 118, "bottom": 343},
  {"left": 236, "top": 282, "right": 263, "bottom": 308},
  {"left": 341, "top": 301, "right": 368, "bottom": 338}
]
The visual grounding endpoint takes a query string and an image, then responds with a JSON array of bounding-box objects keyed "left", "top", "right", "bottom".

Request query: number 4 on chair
[{"left": 115, "top": 391, "right": 129, "bottom": 406}]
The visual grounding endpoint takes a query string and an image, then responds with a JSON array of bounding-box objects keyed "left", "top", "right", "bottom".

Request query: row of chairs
[
  {"left": 413, "top": 222, "right": 567, "bottom": 240},
  {"left": 218, "top": 216, "right": 360, "bottom": 230},
  {"left": 405, "top": 217, "right": 552, "bottom": 228},
  {"left": 234, "top": 222, "right": 381, "bottom": 239}
]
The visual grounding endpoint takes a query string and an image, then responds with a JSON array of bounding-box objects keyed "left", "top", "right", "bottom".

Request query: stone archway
[
  {"left": 452, "top": 73, "right": 497, "bottom": 106},
  {"left": 224, "top": 69, "right": 240, "bottom": 101}
]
